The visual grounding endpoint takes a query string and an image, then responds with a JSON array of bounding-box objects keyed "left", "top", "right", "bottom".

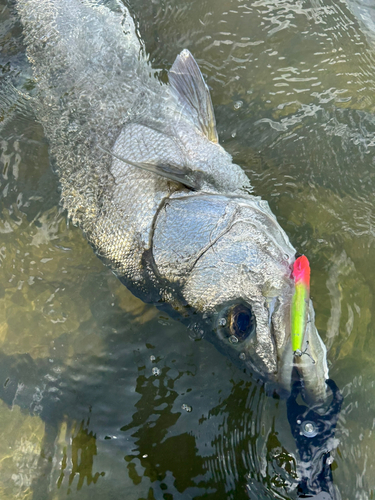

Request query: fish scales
[
  {"left": 14, "top": 0, "right": 329, "bottom": 404},
  {"left": 16, "top": 0, "right": 248, "bottom": 290}
]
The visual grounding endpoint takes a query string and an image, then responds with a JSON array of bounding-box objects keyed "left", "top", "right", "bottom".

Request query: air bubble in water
[{"left": 300, "top": 420, "right": 318, "bottom": 438}]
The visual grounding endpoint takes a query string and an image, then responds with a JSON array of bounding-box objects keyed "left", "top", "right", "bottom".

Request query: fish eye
[{"left": 229, "top": 304, "right": 256, "bottom": 341}]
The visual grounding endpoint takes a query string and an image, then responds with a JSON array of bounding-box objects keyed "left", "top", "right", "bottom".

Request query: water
[{"left": 1, "top": 0, "right": 375, "bottom": 498}]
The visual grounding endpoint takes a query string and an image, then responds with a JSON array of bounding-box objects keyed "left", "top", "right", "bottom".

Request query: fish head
[{"left": 153, "top": 192, "right": 328, "bottom": 404}]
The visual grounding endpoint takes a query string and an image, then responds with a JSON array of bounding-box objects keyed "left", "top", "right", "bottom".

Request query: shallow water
[{"left": 1, "top": 0, "right": 375, "bottom": 498}]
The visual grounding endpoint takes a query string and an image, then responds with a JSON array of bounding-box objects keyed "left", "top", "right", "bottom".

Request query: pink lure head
[{"left": 293, "top": 255, "right": 310, "bottom": 287}]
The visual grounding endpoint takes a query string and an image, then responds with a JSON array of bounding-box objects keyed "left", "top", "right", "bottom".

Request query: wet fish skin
[{"left": 14, "top": 0, "right": 328, "bottom": 403}]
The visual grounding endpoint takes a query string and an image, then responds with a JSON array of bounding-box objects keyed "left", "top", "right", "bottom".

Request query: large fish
[{"left": 14, "top": 0, "right": 328, "bottom": 404}]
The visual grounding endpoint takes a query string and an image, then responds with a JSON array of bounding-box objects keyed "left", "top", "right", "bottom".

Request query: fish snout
[{"left": 293, "top": 301, "right": 329, "bottom": 407}]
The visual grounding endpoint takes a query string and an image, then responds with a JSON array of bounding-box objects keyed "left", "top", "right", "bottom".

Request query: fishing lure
[{"left": 291, "top": 255, "right": 310, "bottom": 353}]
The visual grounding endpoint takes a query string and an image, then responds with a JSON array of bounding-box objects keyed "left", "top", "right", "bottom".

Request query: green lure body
[{"left": 291, "top": 256, "right": 310, "bottom": 352}]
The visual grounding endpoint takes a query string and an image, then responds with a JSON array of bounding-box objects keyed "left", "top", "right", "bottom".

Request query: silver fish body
[{"left": 15, "top": 0, "right": 328, "bottom": 404}]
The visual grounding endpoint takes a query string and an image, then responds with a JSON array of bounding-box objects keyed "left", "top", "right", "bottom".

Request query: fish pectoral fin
[
  {"left": 98, "top": 146, "right": 198, "bottom": 190},
  {"left": 169, "top": 49, "right": 219, "bottom": 144}
]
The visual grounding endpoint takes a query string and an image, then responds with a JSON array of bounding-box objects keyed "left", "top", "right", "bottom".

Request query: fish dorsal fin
[{"left": 169, "top": 49, "right": 218, "bottom": 144}]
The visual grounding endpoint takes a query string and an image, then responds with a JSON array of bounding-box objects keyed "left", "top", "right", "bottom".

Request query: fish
[{"left": 14, "top": 0, "right": 329, "bottom": 405}]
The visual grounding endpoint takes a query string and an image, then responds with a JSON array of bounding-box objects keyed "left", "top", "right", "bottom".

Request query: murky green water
[{"left": 1, "top": 0, "right": 375, "bottom": 498}]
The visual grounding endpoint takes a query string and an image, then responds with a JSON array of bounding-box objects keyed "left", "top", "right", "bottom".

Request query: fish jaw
[
  {"left": 267, "top": 296, "right": 329, "bottom": 406},
  {"left": 293, "top": 300, "right": 329, "bottom": 407}
]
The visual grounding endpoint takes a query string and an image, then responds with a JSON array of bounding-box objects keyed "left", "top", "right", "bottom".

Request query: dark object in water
[{"left": 287, "top": 378, "right": 343, "bottom": 499}]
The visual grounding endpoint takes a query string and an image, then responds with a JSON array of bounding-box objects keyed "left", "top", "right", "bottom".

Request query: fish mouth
[
  {"left": 292, "top": 300, "right": 329, "bottom": 407},
  {"left": 264, "top": 299, "right": 329, "bottom": 406}
]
